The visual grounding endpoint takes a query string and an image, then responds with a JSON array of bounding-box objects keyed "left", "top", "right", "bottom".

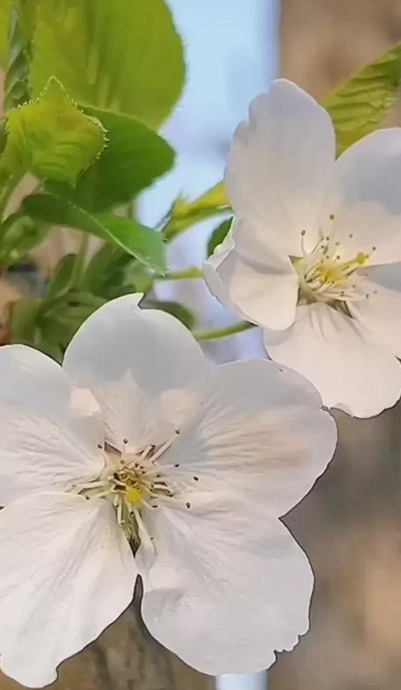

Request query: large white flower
[
  {"left": 205, "top": 79, "right": 401, "bottom": 418},
  {"left": 0, "top": 294, "right": 336, "bottom": 687}
]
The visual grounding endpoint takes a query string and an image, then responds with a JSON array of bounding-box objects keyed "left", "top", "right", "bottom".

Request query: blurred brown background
[
  {"left": 272, "top": 1, "right": 401, "bottom": 689},
  {"left": 2, "top": 0, "right": 401, "bottom": 689}
]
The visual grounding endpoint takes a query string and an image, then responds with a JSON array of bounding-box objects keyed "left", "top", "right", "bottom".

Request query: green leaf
[
  {"left": 325, "top": 42, "right": 401, "bottom": 154},
  {"left": 0, "top": 77, "right": 106, "bottom": 183},
  {"left": 10, "top": 297, "right": 39, "bottom": 344},
  {"left": 82, "top": 245, "right": 153, "bottom": 298},
  {"left": 0, "top": 0, "right": 12, "bottom": 67},
  {"left": 22, "top": 194, "right": 167, "bottom": 273},
  {"left": 46, "top": 254, "right": 77, "bottom": 299},
  {"left": 96, "top": 214, "right": 166, "bottom": 274},
  {"left": 165, "top": 181, "right": 230, "bottom": 240},
  {"left": 4, "top": 2, "right": 31, "bottom": 110},
  {"left": 31, "top": 0, "right": 185, "bottom": 128},
  {"left": 38, "top": 290, "right": 106, "bottom": 357},
  {"left": 146, "top": 299, "right": 197, "bottom": 330},
  {"left": 50, "top": 107, "right": 175, "bottom": 212},
  {"left": 207, "top": 218, "right": 232, "bottom": 257}
]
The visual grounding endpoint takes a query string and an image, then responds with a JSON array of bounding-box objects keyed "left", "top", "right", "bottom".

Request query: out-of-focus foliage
[
  {"left": 31, "top": 0, "right": 185, "bottom": 127},
  {"left": 165, "top": 182, "right": 230, "bottom": 240}
]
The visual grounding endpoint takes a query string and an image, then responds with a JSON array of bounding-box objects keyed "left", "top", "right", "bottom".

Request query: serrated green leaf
[
  {"left": 146, "top": 299, "right": 197, "bottom": 330},
  {"left": 325, "top": 42, "right": 401, "bottom": 154},
  {"left": 0, "top": 0, "right": 12, "bottom": 67},
  {"left": 0, "top": 77, "right": 106, "bottom": 183},
  {"left": 207, "top": 218, "right": 232, "bottom": 257},
  {"left": 165, "top": 181, "right": 230, "bottom": 240},
  {"left": 22, "top": 194, "right": 167, "bottom": 273},
  {"left": 31, "top": 0, "right": 185, "bottom": 128},
  {"left": 46, "top": 253, "right": 77, "bottom": 300},
  {"left": 50, "top": 107, "right": 175, "bottom": 212}
]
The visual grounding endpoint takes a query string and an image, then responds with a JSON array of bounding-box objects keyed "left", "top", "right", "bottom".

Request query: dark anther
[
  {"left": 123, "top": 438, "right": 128, "bottom": 444},
  {"left": 186, "top": 502, "right": 191, "bottom": 509},
  {"left": 174, "top": 463, "right": 180, "bottom": 468},
  {"left": 193, "top": 476, "right": 199, "bottom": 481},
  {"left": 97, "top": 444, "right": 103, "bottom": 449},
  {"left": 175, "top": 429, "right": 181, "bottom": 435}
]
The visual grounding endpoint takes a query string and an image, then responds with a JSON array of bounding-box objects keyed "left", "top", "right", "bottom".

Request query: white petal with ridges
[
  {"left": 63, "top": 295, "right": 210, "bottom": 450},
  {"left": 264, "top": 303, "right": 401, "bottom": 417},
  {"left": 226, "top": 79, "right": 335, "bottom": 256},
  {"left": 205, "top": 221, "right": 299, "bottom": 329},
  {"left": 326, "top": 129, "right": 401, "bottom": 264},
  {"left": 138, "top": 497, "right": 312, "bottom": 676},
  {"left": 0, "top": 345, "right": 104, "bottom": 505},
  {"left": 350, "top": 263, "right": 401, "bottom": 357},
  {"left": 0, "top": 493, "right": 136, "bottom": 688},
  {"left": 159, "top": 360, "right": 336, "bottom": 517}
]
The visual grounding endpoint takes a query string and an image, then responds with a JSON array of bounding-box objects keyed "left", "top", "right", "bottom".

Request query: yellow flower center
[
  {"left": 73, "top": 438, "right": 176, "bottom": 543},
  {"left": 293, "top": 230, "right": 375, "bottom": 309}
]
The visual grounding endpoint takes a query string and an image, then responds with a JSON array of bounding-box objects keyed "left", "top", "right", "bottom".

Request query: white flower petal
[
  {"left": 160, "top": 360, "right": 336, "bottom": 518},
  {"left": 203, "top": 231, "right": 235, "bottom": 309},
  {"left": 350, "top": 263, "right": 401, "bottom": 357},
  {"left": 0, "top": 493, "right": 136, "bottom": 688},
  {"left": 63, "top": 295, "right": 210, "bottom": 450},
  {"left": 0, "top": 345, "right": 104, "bottom": 506},
  {"left": 204, "top": 221, "right": 299, "bottom": 330},
  {"left": 327, "top": 129, "right": 401, "bottom": 264},
  {"left": 138, "top": 498, "right": 312, "bottom": 675},
  {"left": 264, "top": 303, "right": 401, "bottom": 417},
  {"left": 226, "top": 79, "right": 335, "bottom": 256}
]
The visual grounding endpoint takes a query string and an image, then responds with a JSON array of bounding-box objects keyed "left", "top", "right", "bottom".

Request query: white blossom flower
[
  {"left": 205, "top": 79, "right": 401, "bottom": 418},
  {"left": 0, "top": 294, "right": 336, "bottom": 687}
]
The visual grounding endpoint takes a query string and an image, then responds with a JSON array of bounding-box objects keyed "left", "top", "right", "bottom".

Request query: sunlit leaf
[
  {"left": 0, "top": 77, "right": 106, "bottom": 183},
  {"left": 325, "top": 42, "right": 401, "bottom": 153},
  {"left": 50, "top": 107, "right": 175, "bottom": 211},
  {"left": 31, "top": 0, "right": 185, "bottom": 128},
  {"left": 165, "top": 181, "right": 230, "bottom": 240}
]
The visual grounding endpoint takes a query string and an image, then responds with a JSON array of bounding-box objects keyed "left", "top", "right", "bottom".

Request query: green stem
[
  {"left": 195, "top": 321, "right": 256, "bottom": 341},
  {"left": 161, "top": 268, "right": 203, "bottom": 280}
]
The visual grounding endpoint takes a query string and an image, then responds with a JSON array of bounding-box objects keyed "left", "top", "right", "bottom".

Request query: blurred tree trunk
[
  {"left": 272, "top": 2, "right": 401, "bottom": 689},
  {"left": 0, "top": 607, "right": 213, "bottom": 690}
]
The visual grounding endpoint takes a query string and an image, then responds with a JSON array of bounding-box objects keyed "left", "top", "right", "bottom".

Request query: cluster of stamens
[
  {"left": 292, "top": 222, "right": 377, "bottom": 311},
  {"left": 73, "top": 438, "right": 177, "bottom": 543}
]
